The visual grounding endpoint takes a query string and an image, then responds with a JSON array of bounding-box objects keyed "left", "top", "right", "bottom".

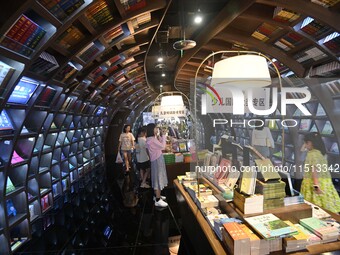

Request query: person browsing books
[
  {"left": 251, "top": 119, "right": 275, "bottom": 158},
  {"left": 146, "top": 123, "right": 168, "bottom": 208},
  {"left": 118, "top": 124, "right": 135, "bottom": 174},
  {"left": 135, "top": 127, "right": 151, "bottom": 188},
  {"left": 301, "top": 132, "right": 340, "bottom": 214}
]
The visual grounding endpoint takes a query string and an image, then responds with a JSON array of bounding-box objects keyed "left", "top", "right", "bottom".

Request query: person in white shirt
[
  {"left": 251, "top": 119, "right": 275, "bottom": 158},
  {"left": 135, "top": 127, "right": 151, "bottom": 188},
  {"left": 118, "top": 124, "right": 135, "bottom": 174}
]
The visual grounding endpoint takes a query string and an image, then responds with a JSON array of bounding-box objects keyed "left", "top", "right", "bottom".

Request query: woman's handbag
[{"left": 116, "top": 153, "right": 123, "bottom": 163}]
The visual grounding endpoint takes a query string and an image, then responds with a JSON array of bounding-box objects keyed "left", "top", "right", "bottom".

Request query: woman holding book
[
  {"left": 118, "top": 124, "right": 135, "bottom": 174},
  {"left": 301, "top": 132, "right": 340, "bottom": 214},
  {"left": 146, "top": 123, "right": 168, "bottom": 208}
]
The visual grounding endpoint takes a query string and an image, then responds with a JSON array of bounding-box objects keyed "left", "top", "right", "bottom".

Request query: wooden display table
[
  {"left": 174, "top": 179, "right": 340, "bottom": 255},
  {"left": 165, "top": 162, "right": 191, "bottom": 188}
]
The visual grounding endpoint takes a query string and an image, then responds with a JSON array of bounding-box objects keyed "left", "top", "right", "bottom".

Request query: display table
[
  {"left": 174, "top": 179, "right": 340, "bottom": 255},
  {"left": 165, "top": 162, "right": 191, "bottom": 188}
]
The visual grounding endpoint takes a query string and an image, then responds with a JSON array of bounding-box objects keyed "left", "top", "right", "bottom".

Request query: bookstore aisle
[{"left": 15, "top": 164, "right": 183, "bottom": 255}]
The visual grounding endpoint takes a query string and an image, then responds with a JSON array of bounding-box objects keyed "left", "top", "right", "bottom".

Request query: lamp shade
[
  {"left": 210, "top": 55, "right": 271, "bottom": 88},
  {"left": 161, "top": 95, "right": 184, "bottom": 106}
]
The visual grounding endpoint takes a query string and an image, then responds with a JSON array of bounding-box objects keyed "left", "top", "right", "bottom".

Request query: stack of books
[
  {"left": 177, "top": 175, "right": 197, "bottom": 186},
  {"left": 283, "top": 222, "right": 310, "bottom": 252},
  {"left": 213, "top": 217, "right": 241, "bottom": 241},
  {"left": 30, "top": 51, "right": 59, "bottom": 74},
  {"left": 299, "top": 217, "right": 339, "bottom": 243},
  {"left": 85, "top": 0, "right": 114, "bottom": 28},
  {"left": 222, "top": 222, "right": 251, "bottom": 255},
  {"left": 310, "top": 60, "right": 340, "bottom": 77},
  {"left": 245, "top": 213, "right": 297, "bottom": 239},
  {"left": 233, "top": 189, "right": 264, "bottom": 215},
  {"left": 38, "top": 0, "right": 85, "bottom": 21},
  {"left": 196, "top": 195, "right": 219, "bottom": 209},
  {"left": 294, "top": 47, "right": 327, "bottom": 64},
  {"left": 0, "top": 14, "right": 46, "bottom": 57},
  {"left": 274, "top": 32, "right": 303, "bottom": 51},
  {"left": 311, "top": 0, "right": 340, "bottom": 7},
  {"left": 256, "top": 180, "right": 286, "bottom": 210},
  {"left": 163, "top": 153, "right": 175, "bottom": 164}
]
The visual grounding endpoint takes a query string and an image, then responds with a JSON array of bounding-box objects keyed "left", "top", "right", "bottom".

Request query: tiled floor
[{"left": 17, "top": 167, "right": 182, "bottom": 255}]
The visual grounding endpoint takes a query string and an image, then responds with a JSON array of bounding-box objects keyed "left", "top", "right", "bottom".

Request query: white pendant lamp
[{"left": 210, "top": 55, "right": 271, "bottom": 88}]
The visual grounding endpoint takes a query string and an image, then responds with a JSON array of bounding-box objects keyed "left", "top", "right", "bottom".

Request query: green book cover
[{"left": 6, "top": 177, "right": 15, "bottom": 194}]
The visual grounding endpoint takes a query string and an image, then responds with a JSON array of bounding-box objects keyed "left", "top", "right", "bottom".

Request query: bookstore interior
[{"left": 0, "top": 0, "right": 340, "bottom": 254}]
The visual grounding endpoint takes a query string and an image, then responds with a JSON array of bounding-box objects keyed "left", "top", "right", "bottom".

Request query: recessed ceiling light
[
  {"left": 160, "top": 84, "right": 163, "bottom": 88},
  {"left": 194, "top": 15, "right": 202, "bottom": 24},
  {"left": 157, "top": 57, "right": 163, "bottom": 62},
  {"left": 161, "top": 73, "right": 165, "bottom": 77}
]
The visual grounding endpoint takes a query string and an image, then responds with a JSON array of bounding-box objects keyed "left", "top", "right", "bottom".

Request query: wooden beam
[{"left": 175, "top": 0, "right": 256, "bottom": 80}]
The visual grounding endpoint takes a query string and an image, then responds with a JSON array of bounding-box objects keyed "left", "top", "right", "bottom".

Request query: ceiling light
[
  {"left": 157, "top": 57, "right": 164, "bottom": 62},
  {"left": 160, "top": 84, "right": 163, "bottom": 88},
  {"left": 161, "top": 73, "right": 165, "bottom": 77},
  {"left": 194, "top": 9, "right": 203, "bottom": 24}
]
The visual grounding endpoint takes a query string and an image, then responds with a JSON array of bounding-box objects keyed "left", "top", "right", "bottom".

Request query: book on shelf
[
  {"left": 0, "top": 14, "right": 47, "bottom": 57},
  {"left": 0, "top": 109, "right": 14, "bottom": 131},
  {"left": 41, "top": 194, "right": 50, "bottom": 211},
  {"left": 329, "top": 142, "right": 339, "bottom": 153},
  {"left": 85, "top": 0, "right": 114, "bottom": 27},
  {"left": 299, "top": 119, "right": 312, "bottom": 131},
  {"left": 321, "top": 121, "right": 333, "bottom": 134},
  {"left": 36, "top": 86, "right": 57, "bottom": 107},
  {"left": 311, "top": 0, "right": 340, "bottom": 7},
  {"left": 77, "top": 42, "right": 100, "bottom": 62},
  {"left": 56, "top": 62, "right": 80, "bottom": 83},
  {"left": 310, "top": 60, "right": 340, "bottom": 77},
  {"left": 6, "top": 199, "right": 17, "bottom": 217},
  {"left": 56, "top": 25, "right": 85, "bottom": 49},
  {"left": 11, "top": 150, "right": 25, "bottom": 164},
  {"left": 245, "top": 214, "right": 297, "bottom": 239},
  {"left": 295, "top": 47, "right": 327, "bottom": 64},
  {"left": 239, "top": 166, "right": 257, "bottom": 195},
  {"left": 29, "top": 204, "right": 35, "bottom": 219},
  {"left": 0, "top": 60, "right": 15, "bottom": 89},
  {"left": 316, "top": 103, "right": 326, "bottom": 116},
  {"left": 38, "top": 0, "right": 85, "bottom": 21},
  {"left": 309, "top": 124, "right": 318, "bottom": 132},
  {"left": 273, "top": 7, "right": 300, "bottom": 23},
  {"left": 103, "top": 25, "right": 124, "bottom": 44},
  {"left": 30, "top": 51, "right": 59, "bottom": 74},
  {"left": 323, "top": 32, "right": 340, "bottom": 54},
  {"left": 120, "top": 0, "right": 146, "bottom": 12},
  {"left": 300, "top": 17, "right": 331, "bottom": 38},
  {"left": 130, "top": 12, "right": 151, "bottom": 29},
  {"left": 6, "top": 177, "right": 16, "bottom": 193}
]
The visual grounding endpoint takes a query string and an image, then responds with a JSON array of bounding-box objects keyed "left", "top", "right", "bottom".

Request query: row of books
[
  {"left": 77, "top": 42, "right": 101, "bottom": 62},
  {"left": 294, "top": 47, "right": 327, "bottom": 64},
  {"left": 272, "top": 7, "right": 300, "bottom": 23},
  {"left": 323, "top": 32, "right": 340, "bottom": 54},
  {"left": 0, "top": 14, "right": 46, "bottom": 57},
  {"left": 310, "top": 61, "right": 340, "bottom": 77},
  {"left": 55, "top": 62, "right": 80, "bottom": 83},
  {"left": 38, "top": 0, "right": 85, "bottom": 21},
  {"left": 292, "top": 103, "right": 326, "bottom": 116},
  {"left": 85, "top": 0, "right": 114, "bottom": 28},
  {"left": 323, "top": 79, "right": 340, "bottom": 95},
  {"left": 103, "top": 25, "right": 124, "bottom": 44},
  {"left": 274, "top": 32, "right": 303, "bottom": 51},
  {"left": 299, "top": 119, "right": 334, "bottom": 134},
  {"left": 130, "top": 12, "right": 151, "bottom": 29},
  {"left": 311, "top": 0, "right": 340, "bottom": 8},
  {"left": 300, "top": 17, "right": 332, "bottom": 38},
  {"left": 120, "top": 0, "right": 146, "bottom": 12},
  {"left": 29, "top": 51, "right": 59, "bottom": 75},
  {"left": 56, "top": 25, "right": 85, "bottom": 50}
]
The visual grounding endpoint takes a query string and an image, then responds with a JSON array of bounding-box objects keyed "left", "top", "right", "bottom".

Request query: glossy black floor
[{"left": 17, "top": 164, "right": 183, "bottom": 255}]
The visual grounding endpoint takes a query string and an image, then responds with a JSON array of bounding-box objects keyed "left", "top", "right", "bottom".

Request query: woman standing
[
  {"left": 118, "top": 124, "right": 135, "bottom": 174},
  {"left": 135, "top": 127, "right": 151, "bottom": 188},
  {"left": 301, "top": 132, "right": 340, "bottom": 213},
  {"left": 251, "top": 119, "right": 275, "bottom": 158},
  {"left": 146, "top": 123, "right": 168, "bottom": 207}
]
